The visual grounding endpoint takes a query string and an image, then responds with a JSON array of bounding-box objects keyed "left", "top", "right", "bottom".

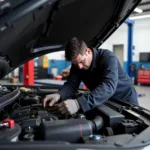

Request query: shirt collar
[{"left": 89, "top": 47, "right": 99, "bottom": 70}]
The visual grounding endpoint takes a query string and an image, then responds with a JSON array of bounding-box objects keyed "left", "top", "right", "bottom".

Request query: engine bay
[{"left": 0, "top": 85, "right": 150, "bottom": 146}]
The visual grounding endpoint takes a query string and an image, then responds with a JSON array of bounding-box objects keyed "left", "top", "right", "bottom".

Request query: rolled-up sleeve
[
  {"left": 58, "top": 65, "right": 81, "bottom": 100},
  {"left": 77, "top": 56, "right": 118, "bottom": 112}
]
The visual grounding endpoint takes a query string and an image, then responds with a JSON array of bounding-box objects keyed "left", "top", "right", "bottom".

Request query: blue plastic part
[{"left": 92, "top": 135, "right": 101, "bottom": 140}]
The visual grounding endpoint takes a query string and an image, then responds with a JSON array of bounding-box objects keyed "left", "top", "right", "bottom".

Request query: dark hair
[{"left": 65, "top": 37, "right": 87, "bottom": 61}]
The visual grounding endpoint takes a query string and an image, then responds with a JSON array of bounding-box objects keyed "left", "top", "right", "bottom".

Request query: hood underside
[{"left": 0, "top": 0, "right": 141, "bottom": 78}]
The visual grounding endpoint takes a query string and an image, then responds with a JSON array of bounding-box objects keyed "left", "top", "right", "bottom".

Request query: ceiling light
[
  {"left": 129, "top": 14, "right": 150, "bottom": 20},
  {"left": 134, "top": 7, "right": 143, "bottom": 13}
]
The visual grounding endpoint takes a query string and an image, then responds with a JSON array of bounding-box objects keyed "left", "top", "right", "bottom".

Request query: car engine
[{"left": 0, "top": 85, "right": 150, "bottom": 146}]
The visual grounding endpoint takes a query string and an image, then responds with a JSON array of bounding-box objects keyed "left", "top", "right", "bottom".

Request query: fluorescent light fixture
[
  {"left": 129, "top": 14, "right": 150, "bottom": 20},
  {"left": 134, "top": 7, "right": 143, "bottom": 13}
]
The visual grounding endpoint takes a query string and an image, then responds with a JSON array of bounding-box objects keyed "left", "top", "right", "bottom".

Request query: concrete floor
[
  {"left": 135, "top": 85, "right": 150, "bottom": 110},
  {"left": 0, "top": 80, "right": 150, "bottom": 110}
]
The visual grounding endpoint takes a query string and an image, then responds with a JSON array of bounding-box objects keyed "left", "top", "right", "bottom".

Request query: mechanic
[{"left": 43, "top": 37, "right": 138, "bottom": 115}]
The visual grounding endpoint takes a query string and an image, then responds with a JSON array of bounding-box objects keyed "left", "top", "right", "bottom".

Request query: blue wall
[
  {"left": 19, "top": 59, "right": 150, "bottom": 82},
  {"left": 34, "top": 59, "right": 71, "bottom": 75},
  {"left": 48, "top": 60, "right": 150, "bottom": 75},
  {"left": 124, "top": 61, "right": 150, "bottom": 72},
  {"left": 35, "top": 59, "right": 150, "bottom": 75},
  {"left": 124, "top": 61, "right": 150, "bottom": 80},
  {"left": 48, "top": 60, "right": 71, "bottom": 74}
]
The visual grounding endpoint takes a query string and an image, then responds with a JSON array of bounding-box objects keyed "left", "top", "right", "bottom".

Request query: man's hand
[
  {"left": 58, "top": 99, "right": 80, "bottom": 115},
  {"left": 43, "top": 93, "right": 60, "bottom": 108}
]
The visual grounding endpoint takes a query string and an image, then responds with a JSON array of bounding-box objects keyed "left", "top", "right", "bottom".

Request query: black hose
[{"left": 89, "top": 116, "right": 104, "bottom": 131}]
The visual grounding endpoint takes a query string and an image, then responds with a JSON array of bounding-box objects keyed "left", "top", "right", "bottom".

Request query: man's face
[{"left": 72, "top": 48, "right": 93, "bottom": 70}]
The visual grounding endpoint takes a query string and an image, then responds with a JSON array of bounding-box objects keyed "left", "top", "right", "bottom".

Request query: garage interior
[
  {"left": 1, "top": 0, "right": 150, "bottom": 147},
  {"left": 0, "top": 0, "right": 150, "bottom": 110}
]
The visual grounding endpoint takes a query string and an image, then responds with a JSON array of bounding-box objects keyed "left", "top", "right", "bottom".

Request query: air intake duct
[{"left": 41, "top": 116, "right": 103, "bottom": 143}]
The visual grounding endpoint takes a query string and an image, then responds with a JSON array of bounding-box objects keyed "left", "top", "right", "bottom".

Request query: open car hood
[{"left": 0, "top": 0, "right": 141, "bottom": 78}]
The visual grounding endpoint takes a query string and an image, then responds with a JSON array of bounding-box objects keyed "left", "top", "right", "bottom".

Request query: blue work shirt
[{"left": 58, "top": 48, "right": 138, "bottom": 112}]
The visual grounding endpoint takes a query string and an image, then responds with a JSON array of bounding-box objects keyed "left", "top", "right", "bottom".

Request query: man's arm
[
  {"left": 58, "top": 65, "right": 81, "bottom": 100},
  {"left": 77, "top": 56, "right": 118, "bottom": 112}
]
